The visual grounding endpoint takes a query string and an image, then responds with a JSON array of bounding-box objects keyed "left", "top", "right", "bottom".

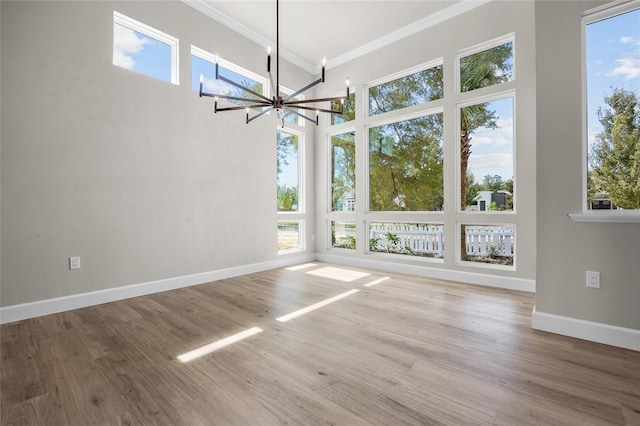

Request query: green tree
[
  {"left": 459, "top": 42, "right": 512, "bottom": 260},
  {"left": 331, "top": 133, "right": 356, "bottom": 211},
  {"left": 465, "top": 172, "right": 481, "bottom": 207},
  {"left": 277, "top": 185, "right": 298, "bottom": 211},
  {"left": 369, "top": 114, "right": 444, "bottom": 211},
  {"left": 589, "top": 88, "right": 640, "bottom": 209}
]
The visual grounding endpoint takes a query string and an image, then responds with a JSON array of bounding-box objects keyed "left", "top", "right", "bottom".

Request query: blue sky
[
  {"left": 586, "top": 7, "right": 640, "bottom": 147},
  {"left": 467, "top": 97, "right": 514, "bottom": 185},
  {"left": 113, "top": 23, "right": 171, "bottom": 83}
]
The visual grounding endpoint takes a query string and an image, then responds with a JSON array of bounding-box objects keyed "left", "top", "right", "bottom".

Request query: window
[
  {"left": 331, "top": 221, "right": 356, "bottom": 250},
  {"left": 331, "top": 132, "right": 356, "bottom": 212},
  {"left": 460, "top": 95, "right": 515, "bottom": 212},
  {"left": 460, "top": 224, "right": 515, "bottom": 267},
  {"left": 369, "top": 222, "right": 444, "bottom": 259},
  {"left": 278, "top": 220, "right": 304, "bottom": 252},
  {"left": 113, "top": 11, "right": 178, "bottom": 84},
  {"left": 277, "top": 129, "right": 302, "bottom": 212},
  {"left": 458, "top": 38, "right": 513, "bottom": 93},
  {"left": 191, "top": 46, "right": 268, "bottom": 106},
  {"left": 331, "top": 92, "right": 356, "bottom": 125},
  {"left": 368, "top": 62, "right": 443, "bottom": 116},
  {"left": 584, "top": 3, "right": 640, "bottom": 212},
  {"left": 368, "top": 112, "right": 444, "bottom": 211}
]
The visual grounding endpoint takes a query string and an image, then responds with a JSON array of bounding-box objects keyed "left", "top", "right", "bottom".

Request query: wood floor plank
[{"left": 2, "top": 262, "right": 640, "bottom": 425}]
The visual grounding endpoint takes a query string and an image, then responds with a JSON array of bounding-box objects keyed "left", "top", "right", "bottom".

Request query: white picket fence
[{"left": 369, "top": 223, "right": 514, "bottom": 257}]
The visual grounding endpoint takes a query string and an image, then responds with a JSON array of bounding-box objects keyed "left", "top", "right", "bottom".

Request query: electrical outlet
[
  {"left": 586, "top": 271, "right": 600, "bottom": 288},
  {"left": 69, "top": 257, "right": 81, "bottom": 270}
]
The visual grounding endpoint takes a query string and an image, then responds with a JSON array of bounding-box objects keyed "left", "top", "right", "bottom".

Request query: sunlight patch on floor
[
  {"left": 305, "top": 266, "right": 370, "bottom": 282},
  {"left": 286, "top": 263, "right": 317, "bottom": 271},
  {"left": 363, "top": 277, "right": 391, "bottom": 287},
  {"left": 276, "top": 289, "right": 360, "bottom": 323},
  {"left": 177, "top": 327, "right": 263, "bottom": 363}
]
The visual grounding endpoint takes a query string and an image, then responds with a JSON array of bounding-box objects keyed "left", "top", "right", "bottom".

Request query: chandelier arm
[
  {"left": 216, "top": 74, "right": 272, "bottom": 103},
  {"left": 286, "top": 104, "right": 343, "bottom": 115},
  {"left": 267, "top": 69, "right": 277, "bottom": 100},
  {"left": 216, "top": 104, "right": 272, "bottom": 112},
  {"left": 247, "top": 106, "right": 274, "bottom": 123},
  {"left": 283, "top": 107, "right": 319, "bottom": 126},
  {"left": 282, "top": 78, "right": 323, "bottom": 103},
  {"left": 285, "top": 96, "right": 348, "bottom": 105},
  {"left": 203, "top": 93, "right": 272, "bottom": 105}
]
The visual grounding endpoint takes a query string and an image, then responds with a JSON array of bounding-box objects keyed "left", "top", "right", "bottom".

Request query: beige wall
[
  {"left": 0, "top": 1, "right": 315, "bottom": 307},
  {"left": 535, "top": 0, "right": 640, "bottom": 330}
]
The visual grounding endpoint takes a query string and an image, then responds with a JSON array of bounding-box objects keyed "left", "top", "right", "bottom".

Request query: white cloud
[
  {"left": 470, "top": 153, "right": 513, "bottom": 169},
  {"left": 113, "top": 24, "right": 148, "bottom": 70},
  {"left": 470, "top": 117, "right": 513, "bottom": 149},
  {"left": 608, "top": 58, "right": 640, "bottom": 80},
  {"left": 619, "top": 36, "right": 633, "bottom": 44}
]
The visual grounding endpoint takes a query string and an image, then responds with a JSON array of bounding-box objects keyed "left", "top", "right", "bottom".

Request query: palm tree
[{"left": 459, "top": 43, "right": 512, "bottom": 260}]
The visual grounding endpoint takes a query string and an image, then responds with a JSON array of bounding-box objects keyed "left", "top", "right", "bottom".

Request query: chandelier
[{"left": 199, "top": 0, "right": 350, "bottom": 125}]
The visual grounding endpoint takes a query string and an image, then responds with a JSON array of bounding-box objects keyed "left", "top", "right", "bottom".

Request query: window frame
[
  {"left": 113, "top": 11, "right": 179, "bottom": 85},
  {"left": 328, "top": 128, "right": 357, "bottom": 213},
  {"left": 365, "top": 58, "right": 444, "bottom": 119},
  {"left": 365, "top": 220, "right": 445, "bottom": 263},
  {"left": 455, "top": 33, "right": 515, "bottom": 95},
  {"left": 456, "top": 90, "right": 517, "bottom": 215},
  {"left": 277, "top": 127, "right": 305, "bottom": 215},
  {"left": 329, "top": 220, "right": 357, "bottom": 251},
  {"left": 277, "top": 219, "right": 305, "bottom": 254},
  {"left": 365, "top": 106, "right": 445, "bottom": 214},
  {"left": 191, "top": 45, "right": 270, "bottom": 101},
  {"left": 457, "top": 223, "right": 516, "bottom": 270},
  {"left": 573, "top": 0, "right": 640, "bottom": 222}
]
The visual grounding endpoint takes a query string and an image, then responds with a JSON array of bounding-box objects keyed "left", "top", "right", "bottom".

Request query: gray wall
[
  {"left": 535, "top": 0, "right": 640, "bottom": 330},
  {"left": 313, "top": 1, "right": 537, "bottom": 283},
  {"left": 1, "top": 1, "right": 314, "bottom": 307}
]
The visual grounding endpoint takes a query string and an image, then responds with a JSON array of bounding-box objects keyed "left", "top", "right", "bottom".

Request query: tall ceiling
[{"left": 182, "top": 0, "right": 490, "bottom": 73}]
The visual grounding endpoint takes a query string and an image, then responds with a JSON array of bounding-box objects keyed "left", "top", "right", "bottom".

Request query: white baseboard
[
  {"left": 0, "top": 254, "right": 315, "bottom": 324},
  {"left": 532, "top": 307, "right": 640, "bottom": 352},
  {"left": 316, "top": 254, "right": 536, "bottom": 293}
]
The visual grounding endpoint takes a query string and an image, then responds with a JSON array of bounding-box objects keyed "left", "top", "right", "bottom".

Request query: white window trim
[
  {"left": 277, "top": 127, "right": 305, "bottom": 215},
  {"left": 191, "top": 45, "right": 270, "bottom": 99},
  {"left": 114, "top": 11, "right": 179, "bottom": 85},
  {"left": 455, "top": 33, "right": 515, "bottom": 95},
  {"left": 365, "top": 58, "right": 444, "bottom": 119},
  {"left": 456, "top": 90, "right": 517, "bottom": 215},
  {"left": 364, "top": 106, "right": 445, "bottom": 214},
  {"left": 327, "top": 128, "right": 357, "bottom": 214},
  {"left": 575, "top": 0, "right": 640, "bottom": 222}
]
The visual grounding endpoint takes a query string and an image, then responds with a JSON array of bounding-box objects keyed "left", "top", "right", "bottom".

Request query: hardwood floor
[{"left": 2, "top": 262, "right": 639, "bottom": 425}]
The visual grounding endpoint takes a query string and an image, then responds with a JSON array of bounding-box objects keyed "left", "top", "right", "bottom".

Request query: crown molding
[
  {"left": 182, "top": 0, "right": 493, "bottom": 75},
  {"left": 181, "top": 0, "right": 317, "bottom": 73},
  {"left": 325, "top": 0, "right": 492, "bottom": 72}
]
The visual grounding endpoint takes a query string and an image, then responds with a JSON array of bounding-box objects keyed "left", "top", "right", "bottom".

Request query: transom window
[
  {"left": 191, "top": 46, "right": 268, "bottom": 106},
  {"left": 368, "top": 61, "right": 443, "bottom": 116},
  {"left": 458, "top": 37, "right": 514, "bottom": 93},
  {"left": 113, "top": 11, "right": 178, "bottom": 85}
]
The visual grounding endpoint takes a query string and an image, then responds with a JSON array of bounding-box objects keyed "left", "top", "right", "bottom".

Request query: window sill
[{"left": 568, "top": 213, "right": 640, "bottom": 223}]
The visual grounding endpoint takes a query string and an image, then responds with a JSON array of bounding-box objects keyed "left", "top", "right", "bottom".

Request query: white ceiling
[{"left": 182, "top": 0, "right": 491, "bottom": 73}]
